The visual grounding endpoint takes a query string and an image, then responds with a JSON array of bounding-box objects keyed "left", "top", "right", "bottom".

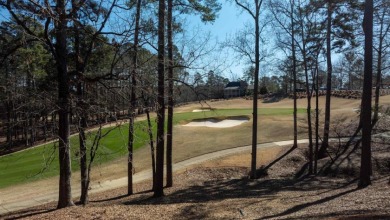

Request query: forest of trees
[{"left": 0, "top": 0, "right": 388, "bottom": 209}]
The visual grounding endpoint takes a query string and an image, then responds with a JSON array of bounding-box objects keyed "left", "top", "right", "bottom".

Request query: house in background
[
  {"left": 224, "top": 81, "right": 248, "bottom": 98},
  {"left": 381, "top": 76, "right": 390, "bottom": 89},
  {"left": 381, "top": 83, "right": 390, "bottom": 89}
]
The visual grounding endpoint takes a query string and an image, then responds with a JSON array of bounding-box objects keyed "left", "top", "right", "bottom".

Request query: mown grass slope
[{"left": 0, "top": 108, "right": 304, "bottom": 188}]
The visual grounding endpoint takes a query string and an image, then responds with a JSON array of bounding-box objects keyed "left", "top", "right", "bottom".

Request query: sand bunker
[
  {"left": 192, "top": 109, "right": 211, "bottom": 112},
  {"left": 183, "top": 117, "right": 249, "bottom": 128}
]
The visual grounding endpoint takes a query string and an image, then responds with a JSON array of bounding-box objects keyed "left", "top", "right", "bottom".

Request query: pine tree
[{"left": 359, "top": 0, "right": 373, "bottom": 188}]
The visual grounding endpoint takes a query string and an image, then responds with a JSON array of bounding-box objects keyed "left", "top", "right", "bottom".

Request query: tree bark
[
  {"left": 78, "top": 81, "right": 88, "bottom": 205},
  {"left": 250, "top": 1, "right": 261, "bottom": 179},
  {"left": 146, "top": 108, "right": 156, "bottom": 188},
  {"left": 314, "top": 59, "right": 320, "bottom": 174},
  {"left": 128, "top": 0, "right": 142, "bottom": 196},
  {"left": 166, "top": 0, "right": 174, "bottom": 188},
  {"left": 71, "top": 9, "right": 90, "bottom": 204},
  {"left": 298, "top": 0, "right": 313, "bottom": 174},
  {"left": 153, "top": 0, "right": 166, "bottom": 197},
  {"left": 56, "top": 0, "right": 74, "bottom": 208},
  {"left": 359, "top": 0, "right": 373, "bottom": 188},
  {"left": 318, "top": 0, "right": 332, "bottom": 159},
  {"left": 291, "top": 0, "right": 298, "bottom": 150}
]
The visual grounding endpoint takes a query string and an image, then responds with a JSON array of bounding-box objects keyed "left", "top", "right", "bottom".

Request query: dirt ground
[
  {"left": 1, "top": 96, "right": 390, "bottom": 219},
  {"left": 3, "top": 140, "right": 390, "bottom": 220}
]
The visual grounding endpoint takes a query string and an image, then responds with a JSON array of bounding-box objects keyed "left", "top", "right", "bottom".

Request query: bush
[{"left": 259, "top": 86, "right": 268, "bottom": 95}]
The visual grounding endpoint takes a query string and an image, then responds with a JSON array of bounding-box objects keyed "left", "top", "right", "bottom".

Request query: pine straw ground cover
[{"left": 3, "top": 134, "right": 390, "bottom": 220}]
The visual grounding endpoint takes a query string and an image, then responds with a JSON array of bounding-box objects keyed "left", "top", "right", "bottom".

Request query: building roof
[
  {"left": 224, "top": 86, "right": 240, "bottom": 90},
  {"left": 225, "top": 82, "right": 241, "bottom": 88}
]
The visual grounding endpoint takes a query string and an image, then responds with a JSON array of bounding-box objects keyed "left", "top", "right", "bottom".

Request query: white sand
[
  {"left": 183, "top": 118, "right": 249, "bottom": 128},
  {"left": 192, "top": 109, "right": 211, "bottom": 112}
]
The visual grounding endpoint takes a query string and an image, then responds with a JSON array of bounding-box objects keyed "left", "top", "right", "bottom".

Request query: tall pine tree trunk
[
  {"left": 359, "top": 0, "right": 373, "bottom": 188},
  {"left": 166, "top": 0, "right": 173, "bottom": 187},
  {"left": 146, "top": 107, "right": 156, "bottom": 188},
  {"left": 154, "top": 0, "right": 166, "bottom": 197},
  {"left": 373, "top": 43, "right": 382, "bottom": 125},
  {"left": 71, "top": 11, "right": 89, "bottom": 204},
  {"left": 128, "top": 0, "right": 142, "bottom": 195},
  {"left": 314, "top": 59, "right": 320, "bottom": 174},
  {"left": 78, "top": 82, "right": 88, "bottom": 205},
  {"left": 250, "top": 2, "right": 260, "bottom": 179},
  {"left": 298, "top": 2, "right": 313, "bottom": 173},
  {"left": 291, "top": 0, "right": 298, "bottom": 150},
  {"left": 56, "top": 0, "right": 74, "bottom": 208},
  {"left": 318, "top": 0, "right": 332, "bottom": 159}
]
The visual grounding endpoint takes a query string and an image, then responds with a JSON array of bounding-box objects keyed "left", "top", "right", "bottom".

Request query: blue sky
[
  {"left": 0, "top": 8, "right": 9, "bottom": 20},
  {"left": 184, "top": 2, "right": 254, "bottom": 80},
  {"left": 198, "top": 2, "right": 251, "bottom": 42}
]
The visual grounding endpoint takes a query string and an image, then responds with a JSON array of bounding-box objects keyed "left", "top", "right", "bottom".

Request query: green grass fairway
[{"left": 0, "top": 108, "right": 304, "bottom": 188}]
